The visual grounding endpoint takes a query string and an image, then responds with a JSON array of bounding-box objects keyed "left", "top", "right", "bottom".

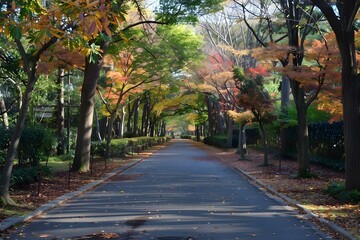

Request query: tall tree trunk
[
  {"left": 258, "top": 121, "right": 269, "bottom": 166},
  {"left": 237, "top": 124, "right": 246, "bottom": 160},
  {"left": 56, "top": 68, "right": 65, "bottom": 155},
  {"left": 160, "top": 121, "right": 166, "bottom": 137},
  {"left": 341, "top": 35, "right": 360, "bottom": 190},
  {"left": 292, "top": 82, "right": 310, "bottom": 177},
  {"left": 105, "top": 113, "right": 116, "bottom": 160},
  {"left": 312, "top": 0, "right": 360, "bottom": 192},
  {"left": 280, "top": 75, "right": 290, "bottom": 158},
  {"left": 215, "top": 100, "right": 224, "bottom": 134},
  {"left": 126, "top": 101, "right": 132, "bottom": 135},
  {"left": 149, "top": 116, "right": 155, "bottom": 137},
  {"left": 0, "top": 76, "right": 37, "bottom": 205},
  {"left": 72, "top": 41, "right": 109, "bottom": 172},
  {"left": 226, "top": 117, "right": 233, "bottom": 148},
  {"left": 133, "top": 98, "right": 139, "bottom": 137},
  {"left": 205, "top": 95, "right": 215, "bottom": 136}
]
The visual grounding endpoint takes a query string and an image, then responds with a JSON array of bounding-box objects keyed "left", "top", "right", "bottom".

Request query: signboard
[{"left": 34, "top": 106, "right": 54, "bottom": 118}]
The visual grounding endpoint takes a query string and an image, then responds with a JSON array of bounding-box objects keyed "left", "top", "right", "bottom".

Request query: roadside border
[
  {"left": 0, "top": 146, "right": 163, "bottom": 233},
  {"left": 232, "top": 166, "right": 357, "bottom": 240}
]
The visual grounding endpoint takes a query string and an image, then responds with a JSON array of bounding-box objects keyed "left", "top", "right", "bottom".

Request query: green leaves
[
  {"left": 88, "top": 43, "right": 102, "bottom": 63},
  {"left": 156, "top": 0, "right": 225, "bottom": 24},
  {"left": 8, "top": 25, "right": 22, "bottom": 40}
]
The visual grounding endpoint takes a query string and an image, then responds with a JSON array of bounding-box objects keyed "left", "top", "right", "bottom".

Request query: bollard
[
  {"left": 68, "top": 162, "right": 72, "bottom": 188},
  {"left": 90, "top": 156, "right": 93, "bottom": 176},
  {"left": 37, "top": 168, "right": 42, "bottom": 196}
]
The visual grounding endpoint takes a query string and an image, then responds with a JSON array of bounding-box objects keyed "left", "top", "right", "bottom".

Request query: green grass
[
  {"left": 1, "top": 205, "right": 34, "bottom": 217},
  {"left": 42, "top": 160, "right": 72, "bottom": 172}
]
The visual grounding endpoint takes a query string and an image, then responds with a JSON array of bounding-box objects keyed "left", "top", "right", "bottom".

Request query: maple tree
[
  {"left": 227, "top": 110, "right": 253, "bottom": 159},
  {"left": 310, "top": 0, "right": 360, "bottom": 191},
  {"left": 237, "top": 0, "right": 336, "bottom": 177},
  {"left": 0, "top": 0, "right": 74, "bottom": 205},
  {"left": 233, "top": 66, "right": 276, "bottom": 165}
]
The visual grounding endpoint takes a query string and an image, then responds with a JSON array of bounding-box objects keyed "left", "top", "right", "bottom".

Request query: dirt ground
[{"left": 194, "top": 141, "right": 359, "bottom": 240}]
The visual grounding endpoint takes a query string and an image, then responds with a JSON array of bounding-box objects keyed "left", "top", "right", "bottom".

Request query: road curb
[
  {"left": 233, "top": 166, "right": 357, "bottom": 240},
  {"left": 0, "top": 154, "right": 150, "bottom": 233}
]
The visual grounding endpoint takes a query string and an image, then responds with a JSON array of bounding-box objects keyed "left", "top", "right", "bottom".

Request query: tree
[
  {"left": 310, "top": 0, "right": 360, "bottom": 190},
  {"left": 0, "top": 0, "right": 71, "bottom": 205},
  {"left": 71, "top": 0, "right": 225, "bottom": 172},
  {"left": 233, "top": 66, "right": 276, "bottom": 165}
]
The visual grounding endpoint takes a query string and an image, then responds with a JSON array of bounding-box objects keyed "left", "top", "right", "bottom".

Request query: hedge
[
  {"left": 264, "top": 121, "right": 345, "bottom": 170},
  {"left": 0, "top": 126, "right": 56, "bottom": 167},
  {"left": 91, "top": 136, "right": 170, "bottom": 158},
  {"left": 10, "top": 165, "right": 52, "bottom": 187},
  {"left": 203, "top": 135, "right": 230, "bottom": 148},
  {"left": 17, "top": 126, "right": 56, "bottom": 166}
]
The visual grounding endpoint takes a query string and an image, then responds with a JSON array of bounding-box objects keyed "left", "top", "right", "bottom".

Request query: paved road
[{"left": 6, "top": 140, "right": 327, "bottom": 240}]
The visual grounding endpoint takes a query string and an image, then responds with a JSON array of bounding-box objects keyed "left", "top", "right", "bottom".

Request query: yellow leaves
[
  {"left": 186, "top": 113, "right": 200, "bottom": 123},
  {"left": 253, "top": 42, "right": 294, "bottom": 61},
  {"left": 87, "top": 0, "right": 100, "bottom": 8},
  {"left": 106, "top": 71, "right": 129, "bottom": 85},
  {"left": 218, "top": 44, "right": 251, "bottom": 57},
  {"left": 227, "top": 110, "right": 254, "bottom": 124}
]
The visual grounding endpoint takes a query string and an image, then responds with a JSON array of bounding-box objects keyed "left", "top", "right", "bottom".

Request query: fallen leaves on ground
[
  {"left": 194, "top": 142, "right": 359, "bottom": 240},
  {"left": 0, "top": 148, "right": 161, "bottom": 222}
]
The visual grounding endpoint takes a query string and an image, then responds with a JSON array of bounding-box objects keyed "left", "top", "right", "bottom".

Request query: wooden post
[{"left": 68, "top": 162, "right": 71, "bottom": 188}]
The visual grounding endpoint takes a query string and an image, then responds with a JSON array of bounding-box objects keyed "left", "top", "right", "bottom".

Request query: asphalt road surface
[{"left": 5, "top": 140, "right": 328, "bottom": 240}]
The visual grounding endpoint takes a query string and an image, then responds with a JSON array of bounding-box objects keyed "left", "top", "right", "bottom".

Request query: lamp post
[{"left": 64, "top": 78, "right": 74, "bottom": 153}]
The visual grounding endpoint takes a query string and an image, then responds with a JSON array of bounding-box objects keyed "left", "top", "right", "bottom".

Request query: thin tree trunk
[
  {"left": 0, "top": 97, "right": 9, "bottom": 129},
  {"left": 119, "top": 105, "right": 126, "bottom": 138},
  {"left": 126, "top": 101, "right": 132, "bottom": 135},
  {"left": 56, "top": 68, "right": 65, "bottom": 155},
  {"left": 237, "top": 124, "right": 246, "bottom": 160},
  {"left": 133, "top": 98, "right": 139, "bottom": 137},
  {"left": 72, "top": 41, "right": 109, "bottom": 172},
  {"left": 94, "top": 108, "right": 102, "bottom": 141},
  {"left": 144, "top": 98, "right": 150, "bottom": 136},
  {"left": 205, "top": 95, "right": 214, "bottom": 136},
  {"left": 105, "top": 113, "right": 115, "bottom": 160}
]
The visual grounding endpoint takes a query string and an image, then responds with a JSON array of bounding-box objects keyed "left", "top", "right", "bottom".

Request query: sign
[{"left": 34, "top": 106, "right": 54, "bottom": 118}]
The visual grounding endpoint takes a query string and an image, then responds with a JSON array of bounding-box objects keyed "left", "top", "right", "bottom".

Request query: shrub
[
  {"left": 245, "top": 127, "right": 261, "bottom": 145},
  {"left": 91, "top": 141, "right": 107, "bottom": 157},
  {"left": 0, "top": 126, "right": 12, "bottom": 165},
  {"left": 180, "top": 135, "right": 192, "bottom": 139},
  {"left": 10, "top": 165, "right": 52, "bottom": 187},
  {"left": 91, "top": 136, "right": 170, "bottom": 159},
  {"left": 17, "top": 126, "right": 56, "bottom": 166},
  {"left": 203, "top": 135, "right": 229, "bottom": 148},
  {"left": 109, "top": 139, "right": 129, "bottom": 158},
  {"left": 326, "top": 182, "right": 360, "bottom": 203}
]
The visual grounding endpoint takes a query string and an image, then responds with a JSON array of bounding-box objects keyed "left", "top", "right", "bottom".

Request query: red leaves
[{"left": 246, "top": 65, "right": 269, "bottom": 77}]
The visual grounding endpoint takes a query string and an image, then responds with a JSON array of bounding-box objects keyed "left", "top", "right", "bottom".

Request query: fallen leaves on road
[{"left": 195, "top": 142, "right": 359, "bottom": 240}]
